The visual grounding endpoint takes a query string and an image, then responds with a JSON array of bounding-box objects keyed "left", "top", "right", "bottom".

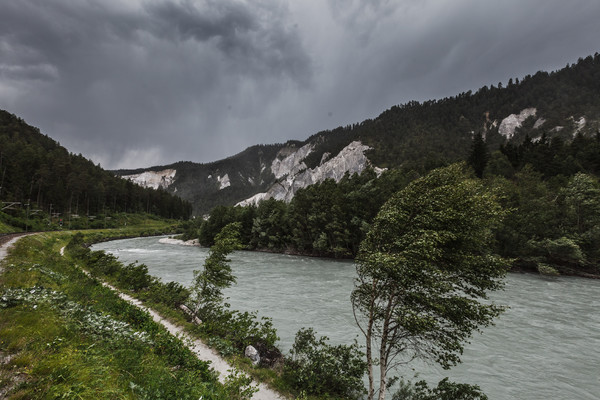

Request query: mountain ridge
[{"left": 115, "top": 53, "right": 600, "bottom": 215}]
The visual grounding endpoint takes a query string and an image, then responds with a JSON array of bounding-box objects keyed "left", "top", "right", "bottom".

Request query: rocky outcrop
[
  {"left": 498, "top": 108, "right": 537, "bottom": 139},
  {"left": 271, "top": 143, "right": 313, "bottom": 179},
  {"left": 237, "top": 141, "right": 380, "bottom": 206},
  {"left": 216, "top": 174, "right": 231, "bottom": 190},
  {"left": 122, "top": 169, "right": 176, "bottom": 189}
]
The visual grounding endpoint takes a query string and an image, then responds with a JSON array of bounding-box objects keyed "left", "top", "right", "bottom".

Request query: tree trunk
[
  {"left": 378, "top": 341, "right": 388, "bottom": 400},
  {"left": 366, "top": 320, "right": 374, "bottom": 400},
  {"left": 377, "top": 296, "right": 394, "bottom": 400}
]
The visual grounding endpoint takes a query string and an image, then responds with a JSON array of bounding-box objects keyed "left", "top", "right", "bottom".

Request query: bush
[
  {"left": 195, "top": 304, "right": 280, "bottom": 361},
  {"left": 393, "top": 378, "right": 488, "bottom": 400},
  {"left": 117, "top": 263, "right": 154, "bottom": 291},
  {"left": 147, "top": 281, "right": 191, "bottom": 308},
  {"left": 283, "top": 327, "right": 367, "bottom": 399},
  {"left": 86, "top": 251, "right": 122, "bottom": 276}
]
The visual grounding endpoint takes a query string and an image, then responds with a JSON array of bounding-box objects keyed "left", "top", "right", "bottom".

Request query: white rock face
[
  {"left": 237, "top": 141, "right": 377, "bottom": 207},
  {"left": 531, "top": 136, "right": 543, "bottom": 143},
  {"left": 122, "top": 169, "right": 176, "bottom": 189},
  {"left": 271, "top": 143, "right": 313, "bottom": 179},
  {"left": 575, "top": 116, "right": 586, "bottom": 135},
  {"left": 498, "top": 108, "right": 537, "bottom": 139},
  {"left": 240, "top": 192, "right": 270, "bottom": 206},
  {"left": 217, "top": 174, "right": 231, "bottom": 190},
  {"left": 533, "top": 118, "right": 546, "bottom": 130}
]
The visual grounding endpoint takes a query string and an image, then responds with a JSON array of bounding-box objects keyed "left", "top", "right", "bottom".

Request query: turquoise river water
[{"left": 92, "top": 236, "right": 600, "bottom": 399}]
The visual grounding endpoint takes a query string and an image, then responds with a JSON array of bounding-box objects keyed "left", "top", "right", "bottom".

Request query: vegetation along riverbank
[
  {"left": 0, "top": 225, "right": 274, "bottom": 399},
  {"left": 0, "top": 224, "right": 369, "bottom": 399},
  {"left": 182, "top": 143, "right": 600, "bottom": 279}
]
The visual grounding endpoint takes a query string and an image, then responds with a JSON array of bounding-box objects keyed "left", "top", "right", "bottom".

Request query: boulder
[{"left": 244, "top": 345, "right": 260, "bottom": 365}]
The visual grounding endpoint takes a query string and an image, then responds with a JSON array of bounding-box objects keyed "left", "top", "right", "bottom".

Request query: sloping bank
[{"left": 0, "top": 232, "right": 285, "bottom": 399}]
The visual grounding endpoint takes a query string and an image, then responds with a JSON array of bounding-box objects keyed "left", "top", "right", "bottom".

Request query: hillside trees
[
  {"left": 0, "top": 110, "right": 192, "bottom": 220},
  {"left": 352, "top": 164, "right": 509, "bottom": 400},
  {"left": 190, "top": 168, "right": 414, "bottom": 257},
  {"left": 467, "top": 132, "right": 489, "bottom": 178},
  {"left": 486, "top": 133, "right": 600, "bottom": 274}
]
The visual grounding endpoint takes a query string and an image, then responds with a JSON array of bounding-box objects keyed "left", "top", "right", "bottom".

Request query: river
[{"left": 92, "top": 236, "right": 600, "bottom": 400}]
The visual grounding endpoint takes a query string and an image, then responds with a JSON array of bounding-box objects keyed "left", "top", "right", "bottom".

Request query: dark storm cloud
[
  {"left": 146, "top": 0, "right": 311, "bottom": 82},
  {"left": 0, "top": 0, "right": 599, "bottom": 169},
  {"left": 0, "top": 0, "right": 312, "bottom": 168},
  {"left": 306, "top": 0, "right": 600, "bottom": 131}
]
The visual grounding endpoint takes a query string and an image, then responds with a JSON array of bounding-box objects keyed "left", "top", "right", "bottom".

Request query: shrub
[
  {"left": 86, "top": 251, "right": 121, "bottom": 276},
  {"left": 393, "top": 378, "right": 488, "bottom": 400},
  {"left": 117, "top": 263, "right": 153, "bottom": 291},
  {"left": 194, "top": 304, "right": 280, "bottom": 360},
  {"left": 147, "top": 281, "right": 190, "bottom": 308},
  {"left": 283, "top": 327, "right": 367, "bottom": 399}
]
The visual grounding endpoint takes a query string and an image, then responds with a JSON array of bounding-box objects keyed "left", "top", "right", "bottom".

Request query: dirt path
[
  {"left": 1, "top": 237, "right": 287, "bottom": 400},
  {"left": 55, "top": 245, "right": 287, "bottom": 400},
  {"left": 0, "top": 234, "right": 28, "bottom": 270}
]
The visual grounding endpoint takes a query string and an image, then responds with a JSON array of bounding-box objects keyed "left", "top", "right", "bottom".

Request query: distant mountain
[
  {"left": 0, "top": 111, "right": 192, "bottom": 220},
  {"left": 116, "top": 53, "right": 600, "bottom": 215}
]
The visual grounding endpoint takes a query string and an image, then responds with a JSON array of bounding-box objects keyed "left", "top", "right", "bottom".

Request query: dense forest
[
  {"left": 183, "top": 130, "right": 600, "bottom": 276},
  {"left": 178, "top": 54, "right": 600, "bottom": 277},
  {"left": 0, "top": 110, "right": 192, "bottom": 228}
]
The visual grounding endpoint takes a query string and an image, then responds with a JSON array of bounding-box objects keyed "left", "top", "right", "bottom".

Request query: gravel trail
[{"left": 0, "top": 236, "right": 287, "bottom": 400}]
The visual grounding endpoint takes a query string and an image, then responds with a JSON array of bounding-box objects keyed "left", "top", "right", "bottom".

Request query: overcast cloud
[{"left": 1, "top": 0, "right": 599, "bottom": 169}]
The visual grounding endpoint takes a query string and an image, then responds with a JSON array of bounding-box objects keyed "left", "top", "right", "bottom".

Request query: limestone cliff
[{"left": 237, "top": 141, "right": 383, "bottom": 206}]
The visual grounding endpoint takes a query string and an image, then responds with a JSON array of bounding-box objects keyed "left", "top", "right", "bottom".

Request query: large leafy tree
[{"left": 351, "top": 163, "right": 509, "bottom": 400}]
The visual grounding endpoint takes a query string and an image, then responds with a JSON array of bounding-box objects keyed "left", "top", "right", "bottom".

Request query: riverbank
[
  {"left": 60, "top": 240, "right": 287, "bottom": 400},
  {"left": 97, "top": 235, "right": 600, "bottom": 400},
  {"left": 174, "top": 237, "right": 600, "bottom": 280},
  {"left": 0, "top": 232, "right": 282, "bottom": 399}
]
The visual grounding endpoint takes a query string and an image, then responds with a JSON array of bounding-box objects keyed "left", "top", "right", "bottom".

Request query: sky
[{"left": 1, "top": 0, "right": 599, "bottom": 170}]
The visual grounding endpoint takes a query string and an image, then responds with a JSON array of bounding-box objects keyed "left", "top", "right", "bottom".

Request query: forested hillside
[
  {"left": 183, "top": 104, "right": 600, "bottom": 277},
  {"left": 120, "top": 54, "right": 600, "bottom": 215},
  {"left": 0, "top": 110, "right": 192, "bottom": 228},
  {"left": 116, "top": 143, "right": 285, "bottom": 215},
  {"left": 308, "top": 53, "right": 600, "bottom": 170}
]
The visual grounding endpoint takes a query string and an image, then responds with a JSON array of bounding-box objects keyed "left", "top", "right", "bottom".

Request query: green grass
[
  {"left": 1, "top": 227, "right": 343, "bottom": 399},
  {"left": 65, "top": 230, "right": 353, "bottom": 400},
  {"left": 0, "top": 232, "right": 244, "bottom": 399}
]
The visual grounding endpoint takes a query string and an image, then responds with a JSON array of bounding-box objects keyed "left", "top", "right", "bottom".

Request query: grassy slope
[{"left": 0, "top": 227, "right": 235, "bottom": 399}]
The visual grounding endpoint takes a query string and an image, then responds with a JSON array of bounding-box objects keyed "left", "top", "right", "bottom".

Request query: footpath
[{"left": 0, "top": 235, "right": 287, "bottom": 400}]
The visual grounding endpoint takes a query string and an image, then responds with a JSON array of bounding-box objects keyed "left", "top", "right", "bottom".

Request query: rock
[
  {"left": 237, "top": 140, "right": 377, "bottom": 207},
  {"left": 498, "top": 108, "right": 537, "bottom": 140},
  {"left": 122, "top": 169, "right": 176, "bottom": 190},
  {"left": 251, "top": 340, "right": 284, "bottom": 368},
  {"left": 244, "top": 345, "right": 260, "bottom": 365},
  {"left": 179, "top": 304, "right": 202, "bottom": 325}
]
